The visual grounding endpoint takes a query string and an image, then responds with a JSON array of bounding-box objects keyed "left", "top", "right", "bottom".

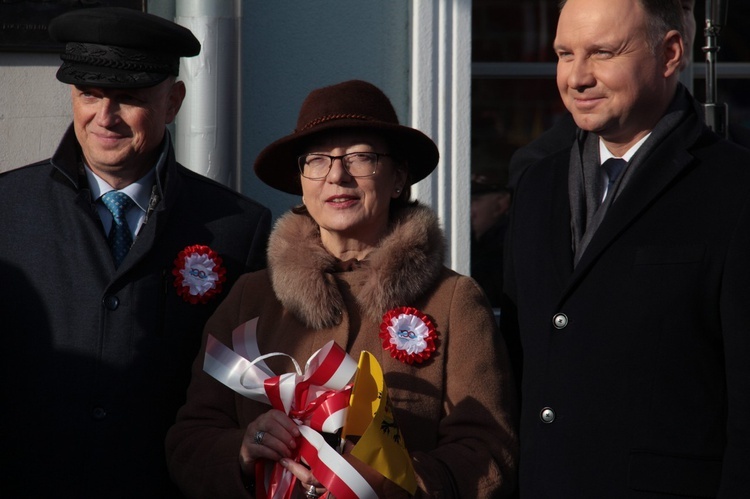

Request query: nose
[
  {"left": 95, "top": 98, "right": 120, "bottom": 127},
  {"left": 562, "top": 56, "right": 595, "bottom": 92},
  {"left": 326, "top": 156, "right": 353, "bottom": 183}
]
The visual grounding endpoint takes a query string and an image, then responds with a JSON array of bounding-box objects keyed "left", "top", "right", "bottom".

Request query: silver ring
[
  {"left": 253, "top": 430, "right": 266, "bottom": 445},
  {"left": 305, "top": 484, "right": 320, "bottom": 498}
]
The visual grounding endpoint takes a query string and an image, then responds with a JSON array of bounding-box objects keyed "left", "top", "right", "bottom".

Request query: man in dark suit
[
  {"left": 508, "top": 0, "right": 695, "bottom": 191},
  {"left": 507, "top": 0, "right": 748, "bottom": 192},
  {"left": 502, "top": 0, "right": 750, "bottom": 496},
  {"left": 0, "top": 8, "right": 271, "bottom": 498}
]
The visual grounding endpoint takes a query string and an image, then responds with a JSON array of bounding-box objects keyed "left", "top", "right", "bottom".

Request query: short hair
[
  {"left": 641, "top": 0, "right": 684, "bottom": 51},
  {"left": 558, "top": 0, "right": 683, "bottom": 53}
]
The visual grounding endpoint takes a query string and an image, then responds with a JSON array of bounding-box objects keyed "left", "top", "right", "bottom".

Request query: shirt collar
[
  {"left": 599, "top": 132, "right": 652, "bottom": 163},
  {"left": 85, "top": 166, "right": 155, "bottom": 213},
  {"left": 83, "top": 136, "right": 169, "bottom": 211}
]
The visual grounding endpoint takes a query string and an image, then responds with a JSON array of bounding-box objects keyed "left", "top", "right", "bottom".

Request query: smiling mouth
[
  {"left": 572, "top": 95, "right": 603, "bottom": 109},
  {"left": 91, "top": 130, "right": 124, "bottom": 140},
  {"left": 96, "top": 128, "right": 126, "bottom": 136},
  {"left": 326, "top": 196, "right": 359, "bottom": 208}
]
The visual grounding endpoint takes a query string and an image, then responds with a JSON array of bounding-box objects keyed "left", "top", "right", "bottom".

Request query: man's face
[
  {"left": 554, "top": 0, "right": 682, "bottom": 152},
  {"left": 71, "top": 78, "right": 185, "bottom": 186}
]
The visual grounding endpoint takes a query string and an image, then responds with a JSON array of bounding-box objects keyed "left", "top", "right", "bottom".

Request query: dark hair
[{"left": 558, "top": 0, "right": 683, "bottom": 52}]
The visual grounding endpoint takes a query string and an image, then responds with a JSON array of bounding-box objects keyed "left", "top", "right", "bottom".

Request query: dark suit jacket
[
  {"left": 0, "top": 126, "right": 271, "bottom": 498},
  {"left": 502, "top": 96, "right": 750, "bottom": 497}
]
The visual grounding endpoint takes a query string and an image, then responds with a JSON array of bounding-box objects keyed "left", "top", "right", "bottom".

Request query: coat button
[
  {"left": 92, "top": 407, "right": 107, "bottom": 420},
  {"left": 102, "top": 295, "right": 119, "bottom": 310},
  {"left": 552, "top": 313, "right": 568, "bottom": 329},
  {"left": 540, "top": 407, "right": 555, "bottom": 423}
]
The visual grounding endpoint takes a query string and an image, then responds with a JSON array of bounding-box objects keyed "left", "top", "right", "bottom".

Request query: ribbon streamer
[{"left": 203, "top": 317, "right": 377, "bottom": 499}]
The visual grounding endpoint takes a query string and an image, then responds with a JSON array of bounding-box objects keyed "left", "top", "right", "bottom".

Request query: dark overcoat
[
  {"left": 502, "top": 97, "right": 750, "bottom": 498},
  {"left": 0, "top": 126, "right": 271, "bottom": 498}
]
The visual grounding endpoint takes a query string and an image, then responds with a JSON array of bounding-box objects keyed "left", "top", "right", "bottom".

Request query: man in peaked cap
[{"left": 0, "top": 7, "right": 271, "bottom": 497}]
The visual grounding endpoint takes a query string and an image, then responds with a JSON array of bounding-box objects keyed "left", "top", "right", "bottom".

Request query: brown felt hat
[{"left": 254, "top": 80, "right": 440, "bottom": 195}]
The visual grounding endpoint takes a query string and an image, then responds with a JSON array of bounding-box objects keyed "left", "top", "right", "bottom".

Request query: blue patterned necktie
[
  {"left": 602, "top": 158, "right": 627, "bottom": 201},
  {"left": 101, "top": 191, "right": 134, "bottom": 267}
]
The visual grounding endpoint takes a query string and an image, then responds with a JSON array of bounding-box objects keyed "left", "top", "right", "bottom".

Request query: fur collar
[{"left": 268, "top": 204, "right": 446, "bottom": 329}]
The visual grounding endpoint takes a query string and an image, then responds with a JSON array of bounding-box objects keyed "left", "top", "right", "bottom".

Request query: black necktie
[{"left": 602, "top": 158, "right": 627, "bottom": 200}]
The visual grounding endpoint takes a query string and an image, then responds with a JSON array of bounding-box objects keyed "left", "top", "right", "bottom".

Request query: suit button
[
  {"left": 102, "top": 295, "right": 119, "bottom": 310},
  {"left": 552, "top": 313, "right": 568, "bottom": 329},
  {"left": 540, "top": 407, "right": 555, "bottom": 423},
  {"left": 92, "top": 407, "right": 107, "bottom": 420}
]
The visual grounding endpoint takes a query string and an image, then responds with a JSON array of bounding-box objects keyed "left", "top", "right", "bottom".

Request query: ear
[
  {"left": 165, "top": 80, "right": 187, "bottom": 124},
  {"left": 391, "top": 166, "right": 408, "bottom": 198},
  {"left": 662, "top": 29, "right": 684, "bottom": 78}
]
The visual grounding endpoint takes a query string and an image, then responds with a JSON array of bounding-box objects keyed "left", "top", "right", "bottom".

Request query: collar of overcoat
[
  {"left": 50, "top": 124, "right": 181, "bottom": 275},
  {"left": 561, "top": 90, "right": 709, "bottom": 299}
]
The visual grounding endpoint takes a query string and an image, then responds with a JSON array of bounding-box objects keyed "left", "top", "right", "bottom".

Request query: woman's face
[{"left": 300, "top": 131, "right": 407, "bottom": 253}]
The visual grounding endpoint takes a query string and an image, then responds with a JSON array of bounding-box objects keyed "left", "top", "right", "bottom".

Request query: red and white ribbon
[{"left": 204, "top": 317, "right": 377, "bottom": 499}]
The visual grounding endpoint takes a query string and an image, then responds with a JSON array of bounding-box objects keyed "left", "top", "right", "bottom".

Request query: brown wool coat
[{"left": 166, "top": 204, "right": 518, "bottom": 498}]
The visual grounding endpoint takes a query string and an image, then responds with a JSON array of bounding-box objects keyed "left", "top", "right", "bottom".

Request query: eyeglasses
[{"left": 297, "top": 152, "right": 391, "bottom": 180}]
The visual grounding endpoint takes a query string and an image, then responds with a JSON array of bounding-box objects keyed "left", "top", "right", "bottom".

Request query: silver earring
[{"left": 395, "top": 188, "right": 401, "bottom": 194}]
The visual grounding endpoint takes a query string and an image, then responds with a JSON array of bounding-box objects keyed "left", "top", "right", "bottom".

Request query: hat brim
[
  {"left": 56, "top": 62, "right": 169, "bottom": 89},
  {"left": 254, "top": 119, "right": 439, "bottom": 195}
]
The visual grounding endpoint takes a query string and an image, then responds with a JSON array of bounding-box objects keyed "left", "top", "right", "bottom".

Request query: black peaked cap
[{"left": 49, "top": 7, "right": 200, "bottom": 88}]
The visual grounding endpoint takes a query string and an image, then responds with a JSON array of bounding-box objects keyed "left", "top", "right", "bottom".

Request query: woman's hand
[
  {"left": 279, "top": 439, "right": 409, "bottom": 498},
  {"left": 239, "top": 409, "right": 302, "bottom": 477},
  {"left": 278, "top": 458, "right": 328, "bottom": 498}
]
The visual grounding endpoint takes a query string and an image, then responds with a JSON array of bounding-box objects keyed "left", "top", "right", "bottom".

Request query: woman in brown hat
[{"left": 166, "top": 80, "right": 518, "bottom": 498}]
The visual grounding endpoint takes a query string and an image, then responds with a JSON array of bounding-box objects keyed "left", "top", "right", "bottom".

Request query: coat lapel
[
  {"left": 117, "top": 150, "right": 179, "bottom": 272},
  {"left": 563, "top": 118, "right": 703, "bottom": 298}
]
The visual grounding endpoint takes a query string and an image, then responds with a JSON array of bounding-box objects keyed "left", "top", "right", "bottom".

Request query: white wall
[{"left": 0, "top": 53, "right": 70, "bottom": 172}]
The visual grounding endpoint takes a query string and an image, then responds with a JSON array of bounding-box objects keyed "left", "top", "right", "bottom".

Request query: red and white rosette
[
  {"left": 172, "top": 244, "right": 226, "bottom": 304},
  {"left": 379, "top": 306, "right": 437, "bottom": 364},
  {"left": 203, "top": 318, "right": 377, "bottom": 499}
]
